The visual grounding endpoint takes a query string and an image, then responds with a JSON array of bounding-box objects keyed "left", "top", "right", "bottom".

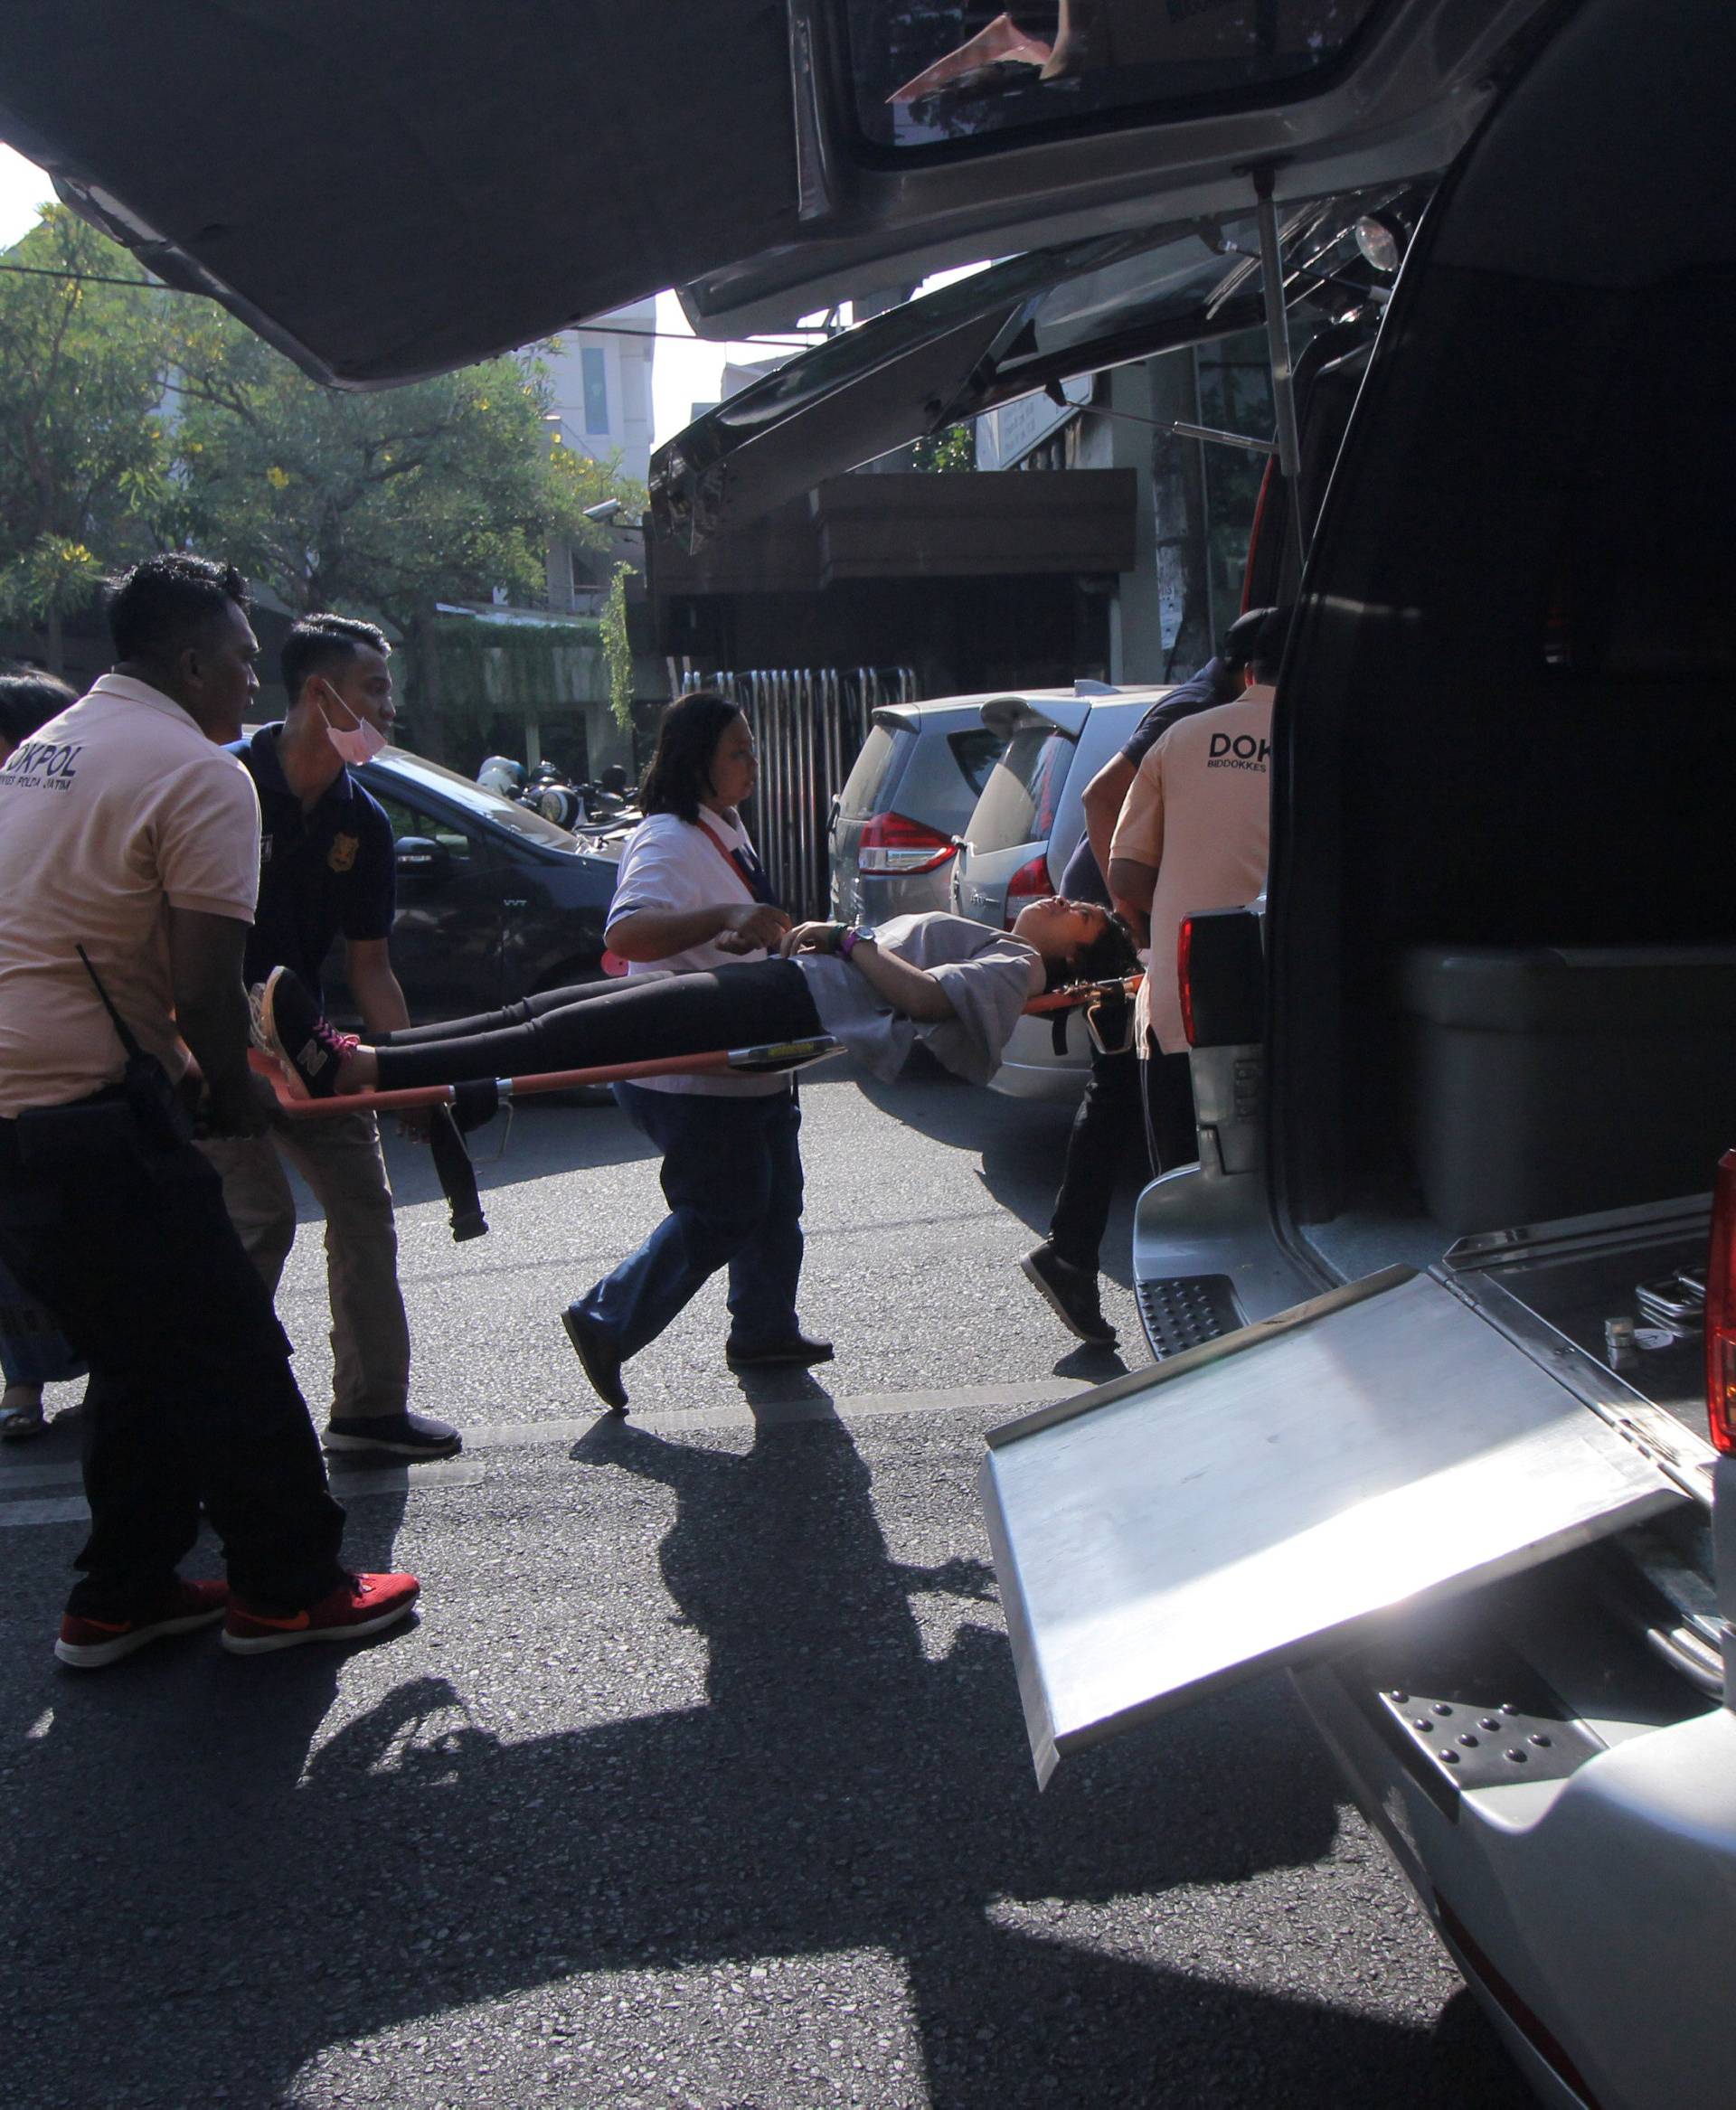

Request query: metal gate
[{"left": 673, "top": 664, "right": 917, "bottom": 916}]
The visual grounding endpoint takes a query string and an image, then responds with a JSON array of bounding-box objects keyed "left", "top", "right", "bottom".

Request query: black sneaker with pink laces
[{"left": 250, "top": 965, "right": 359, "bottom": 1099}]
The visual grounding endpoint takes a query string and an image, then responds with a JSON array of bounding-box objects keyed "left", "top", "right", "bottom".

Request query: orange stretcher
[
  {"left": 248, "top": 971, "right": 1142, "bottom": 1244},
  {"left": 254, "top": 972, "right": 1145, "bottom": 1122}
]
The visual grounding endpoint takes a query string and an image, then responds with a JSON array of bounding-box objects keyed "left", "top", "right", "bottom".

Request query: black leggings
[{"left": 374, "top": 959, "right": 826, "bottom": 1090}]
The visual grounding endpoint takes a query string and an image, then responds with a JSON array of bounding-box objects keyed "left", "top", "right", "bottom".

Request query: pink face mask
[{"left": 320, "top": 683, "right": 386, "bottom": 765}]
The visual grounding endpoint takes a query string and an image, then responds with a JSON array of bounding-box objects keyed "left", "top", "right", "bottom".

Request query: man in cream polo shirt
[
  {"left": 1108, "top": 608, "right": 1288, "bottom": 1171},
  {"left": 0, "top": 554, "right": 418, "bottom": 1669}
]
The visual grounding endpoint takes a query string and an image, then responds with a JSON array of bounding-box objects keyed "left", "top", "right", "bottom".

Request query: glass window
[
  {"left": 969, "top": 725, "right": 1074, "bottom": 851},
  {"left": 370, "top": 791, "right": 481, "bottom": 864},
  {"left": 948, "top": 726, "right": 1005, "bottom": 797},
  {"left": 362, "top": 753, "right": 583, "bottom": 849},
  {"left": 581, "top": 345, "right": 610, "bottom": 434},
  {"left": 844, "top": 1, "right": 1383, "bottom": 156},
  {"left": 838, "top": 722, "right": 912, "bottom": 814}
]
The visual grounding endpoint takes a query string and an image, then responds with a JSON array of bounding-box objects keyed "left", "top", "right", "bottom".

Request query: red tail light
[
  {"left": 857, "top": 811, "right": 955, "bottom": 876},
  {"left": 1705, "top": 1148, "right": 1736, "bottom": 1454},
  {"left": 1003, "top": 852, "right": 1052, "bottom": 928},
  {"left": 1177, "top": 916, "right": 1197, "bottom": 1046}
]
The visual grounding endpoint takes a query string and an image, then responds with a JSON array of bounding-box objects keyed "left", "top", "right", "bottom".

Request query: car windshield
[
  {"left": 372, "top": 749, "right": 587, "bottom": 851},
  {"left": 844, "top": 0, "right": 1383, "bottom": 155}
]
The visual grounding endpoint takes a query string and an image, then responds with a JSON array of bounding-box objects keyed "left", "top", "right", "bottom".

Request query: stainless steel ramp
[{"left": 979, "top": 1267, "right": 1684, "bottom": 1785}]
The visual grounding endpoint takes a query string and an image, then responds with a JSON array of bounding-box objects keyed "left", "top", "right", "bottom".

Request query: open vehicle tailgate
[{"left": 980, "top": 1267, "right": 1684, "bottom": 1785}]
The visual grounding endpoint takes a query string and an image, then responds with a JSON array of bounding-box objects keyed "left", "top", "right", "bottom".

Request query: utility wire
[{"left": 0, "top": 259, "right": 159, "bottom": 289}]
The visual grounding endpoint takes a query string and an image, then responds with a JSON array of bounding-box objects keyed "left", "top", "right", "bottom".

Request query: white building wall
[{"left": 543, "top": 297, "right": 656, "bottom": 486}]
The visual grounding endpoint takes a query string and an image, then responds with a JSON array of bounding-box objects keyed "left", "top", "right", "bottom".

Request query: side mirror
[{"left": 394, "top": 835, "right": 450, "bottom": 881}]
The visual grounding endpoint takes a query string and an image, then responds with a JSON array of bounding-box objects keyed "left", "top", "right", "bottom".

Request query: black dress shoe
[
  {"left": 1019, "top": 1242, "right": 1117, "bottom": 1347},
  {"left": 323, "top": 1410, "right": 463, "bottom": 1461},
  {"left": 724, "top": 1333, "right": 835, "bottom": 1370},
  {"left": 561, "top": 1305, "right": 628, "bottom": 1412}
]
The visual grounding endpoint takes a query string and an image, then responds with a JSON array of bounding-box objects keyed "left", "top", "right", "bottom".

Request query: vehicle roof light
[
  {"left": 1354, "top": 212, "right": 1402, "bottom": 275},
  {"left": 1704, "top": 1147, "right": 1736, "bottom": 1454}
]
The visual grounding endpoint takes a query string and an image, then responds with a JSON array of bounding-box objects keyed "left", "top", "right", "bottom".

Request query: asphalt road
[{"left": 0, "top": 1064, "right": 1533, "bottom": 2109}]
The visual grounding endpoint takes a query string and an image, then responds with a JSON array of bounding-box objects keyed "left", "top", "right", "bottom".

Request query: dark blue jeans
[{"left": 578, "top": 1082, "right": 807, "bottom": 1358}]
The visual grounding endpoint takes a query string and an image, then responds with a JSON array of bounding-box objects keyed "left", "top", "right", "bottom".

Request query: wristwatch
[{"left": 838, "top": 924, "right": 875, "bottom": 960}]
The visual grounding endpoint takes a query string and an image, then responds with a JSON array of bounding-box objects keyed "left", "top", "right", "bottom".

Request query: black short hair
[
  {"left": 1045, "top": 909, "right": 1140, "bottom": 992},
  {"left": 0, "top": 669, "right": 78, "bottom": 748},
  {"left": 1249, "top": 606, "right": 1291, "bottom": 686},
  {"left": 107, "top": 552, "right": 250, "bottom": 663},
  {"left": 638, "top": 690, "right": 746, "bottom": 824},
  {"left": 1221, "top": 605, "right": 1278, "bottom": 673},
  {"left": 280, "top": 615, "right": 391, "bottom": 704}
]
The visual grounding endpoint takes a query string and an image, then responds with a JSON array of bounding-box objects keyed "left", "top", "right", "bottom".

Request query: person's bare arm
[
  {"left": 607, "top": 901, "right": 790, "bottom": 962},
  {"left": 1080, "top": 753, "right": 1137, "bottom": 886},
  {"left": 1106, "top": 858, "right": 1156, "bottom": 949},
  {"left": 344, "top": 937, "right": 411, "bottom": 1038},
  {"left": 167, "top": 907, "right": 270, "bottom": 1135}
]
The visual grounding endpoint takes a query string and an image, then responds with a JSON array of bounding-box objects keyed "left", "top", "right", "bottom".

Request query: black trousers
[
  {"left": 376, "top": 959, "right": 825, "bottom": 1092},
  {"left": 1142, "top": 1048, "right": 1200, "bottom": 1178},
  {"left": 1047, "top": 1038, "right": 1150, "bottom": 1274},
  {"left": 0, "top": 1094, "right": 346, "bottom": 1616}
]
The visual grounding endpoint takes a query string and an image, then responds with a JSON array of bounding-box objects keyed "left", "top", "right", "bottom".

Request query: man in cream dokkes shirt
[{"left": 1109, "top": 609, "right": 1286, "bottom": 1169}]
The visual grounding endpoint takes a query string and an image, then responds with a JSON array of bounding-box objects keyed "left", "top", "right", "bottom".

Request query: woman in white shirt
[{"left": 558, "top": 691, "right": 809, "bottom": 1410}]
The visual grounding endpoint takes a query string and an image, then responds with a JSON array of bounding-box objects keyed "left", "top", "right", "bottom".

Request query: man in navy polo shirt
[{"left": 202, "top": 615, "right": 459, "bottom": 1461}]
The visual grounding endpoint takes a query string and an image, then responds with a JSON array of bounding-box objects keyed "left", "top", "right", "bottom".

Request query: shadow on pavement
[
  {"left": 1, "top": 1412, "right": 1531, "bottom": 2109},
  {"left": 849, "top": 1073, "right": 1145, "bottom": 1294},
  {"left": 277, "top": 1097, "right": 659, "bottom": 1237}
]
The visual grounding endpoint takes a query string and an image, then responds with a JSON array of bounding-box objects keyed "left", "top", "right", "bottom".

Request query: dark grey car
[
  {"left": 828, "top": 700, "right": 1005, "bottom": 923},
  {"left": 352, "top": 748, "right": 624, "bottom": 1022}
]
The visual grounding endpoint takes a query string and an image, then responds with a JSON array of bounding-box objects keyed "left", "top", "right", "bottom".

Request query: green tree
[
  {"left": 912, "top": 420, "right": 976, "bottom": 472},
  {"left": 166, "top": 309, "right": 641, "bottom": 745},
  {"left": 0, "top": 207, "right": 175, "bottom": 668}
]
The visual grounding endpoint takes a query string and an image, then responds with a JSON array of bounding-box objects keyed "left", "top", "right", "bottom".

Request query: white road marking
[{"left": 0, "top": 1380, "right": 1094, "bottom": 1524}]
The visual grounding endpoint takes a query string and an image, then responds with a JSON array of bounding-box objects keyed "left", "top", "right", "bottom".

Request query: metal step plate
[
  {"left": 1137, "top": 1272, "right": 1241, "bottom": 1359},
  {"left": 1344, "top": 1627, "right": 1607, "bottom": 1813}
]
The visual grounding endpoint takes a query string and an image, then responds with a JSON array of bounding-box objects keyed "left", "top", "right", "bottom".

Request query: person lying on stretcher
[{"left": 251, "top": 901, "right": 1140, "bottom": 1101}]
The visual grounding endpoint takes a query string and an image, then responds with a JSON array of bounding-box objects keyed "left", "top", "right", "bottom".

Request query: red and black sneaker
[
  {"left": 55, "top": 1578, "right": 229, "bottom": 1670},
  {"left": 249, "top": 965, "right": 359, "bottom": 1099},
  {"left": 221, "top": 1571, "right": 420, "bottom": 1655}
]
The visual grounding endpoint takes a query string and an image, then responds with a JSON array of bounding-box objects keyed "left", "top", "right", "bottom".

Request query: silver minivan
[
  {"left": 951, "top": 686, "right": 1172, "bottom": 1099},
  {"left": 828, "top": 700, "right": 1005, "bottom": 924}
]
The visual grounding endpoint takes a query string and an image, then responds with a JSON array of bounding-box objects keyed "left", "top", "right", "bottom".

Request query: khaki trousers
[{"left": 202, "top": 1109, "right": 410, "bottom": 1422}]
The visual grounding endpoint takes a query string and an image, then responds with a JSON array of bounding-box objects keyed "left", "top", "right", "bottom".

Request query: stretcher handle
[{"left": 1022, "top": 973, "right": 1142, "bottom": 1016}]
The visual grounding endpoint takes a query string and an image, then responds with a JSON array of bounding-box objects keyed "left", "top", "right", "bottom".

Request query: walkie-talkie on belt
[{"left": 75, "top": 943, "right": 195, "bottom": 1146}]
